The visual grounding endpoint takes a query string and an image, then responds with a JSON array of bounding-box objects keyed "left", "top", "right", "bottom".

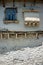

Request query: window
[{"left": 5, "top": 8, "right": 17, "bottom": 20}]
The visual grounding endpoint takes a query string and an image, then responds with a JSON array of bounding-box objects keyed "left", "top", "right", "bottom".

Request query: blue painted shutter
[{"left": 6, "top": 8, "right": 17, "bottom": 20}]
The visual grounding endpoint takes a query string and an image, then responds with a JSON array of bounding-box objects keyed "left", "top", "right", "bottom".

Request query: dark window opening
[{"left": 5, "top": 8, "right": 17, "bottom": 20}]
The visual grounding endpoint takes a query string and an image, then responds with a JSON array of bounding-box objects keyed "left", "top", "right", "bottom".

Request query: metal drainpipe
[
  {"left": 23, "top": 0, "right": 26, "bottom": 7},
  {"left": 13, "top": 0, "right": 15, "bottom": 7},
  {"left": 33, "top": 0, "right": 36, "bottom": 6},
  {"left": 2, "top": 0, "right": 5, "bottom": 7}
]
